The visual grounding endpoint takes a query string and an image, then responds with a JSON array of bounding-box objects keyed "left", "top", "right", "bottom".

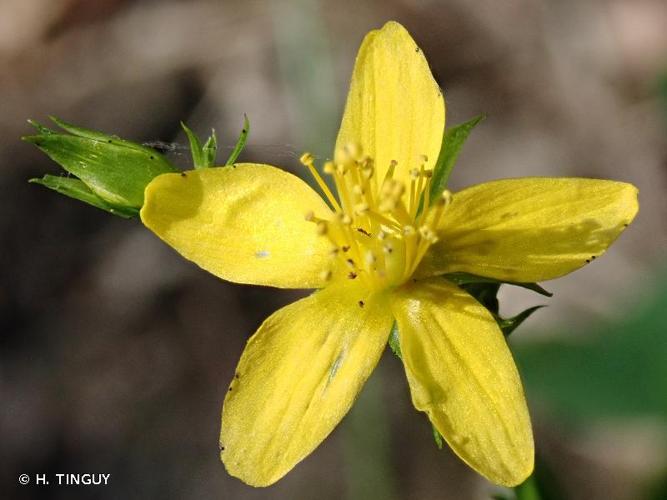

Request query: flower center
[{"left": 301, "top": 145, "right": 451, "bottom": 291}]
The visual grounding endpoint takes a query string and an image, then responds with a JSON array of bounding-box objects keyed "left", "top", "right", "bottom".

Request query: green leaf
[
  {"left": 24, "top": 117, "right": 177, "bottom": 208},
  {"left": 495, "top": 306, "right": 545, "bottom": 337},
  {"left": 445, "top": 272, "right": 553, "bottom": 297},
  {"left": 182, "top": 122, "right": 217, "bottom": 169},
  {"left": 225, "top": 114, "right": 249, "bottom": 166},
  {"left": 29, "top": 175, "right": 137, "bottom": 218},
  {"left": 429, "top": 114, "right": 485, "bottom": 201}
]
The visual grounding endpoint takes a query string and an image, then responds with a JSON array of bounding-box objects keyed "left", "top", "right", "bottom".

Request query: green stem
[{"left": 514, "top": 474, "right": 541, "bottom": 500}]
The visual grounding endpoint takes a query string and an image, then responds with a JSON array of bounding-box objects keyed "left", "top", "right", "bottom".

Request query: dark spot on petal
[
  {"left": 107, "top": 140, "right": 112, "bottom": 143},
  {"left": 415, "top": 47, "right": 420, "bottom": 52},
  {"left": 585, "top": 259, "right": 591, "bottom": 263},
  {"left": 342, "top": 246, "right": 350, "bottom": 253},
  {"left": 348, "top": 272, "right": 357, "bottom": 280},
  {"left": 356, "top": 228, "right": 371, "bottom": 237},
  {"left": 219, "top": 444, "right": 225, "bottom": 451},
  {"left": 228, "top": 387, "right": 232, "bottom": 392},
  {"left": 150, "top": 155, "right": 155, "bottom": 160},
  {"left": 180, "top": 172, "right": 187, "bottom": 177},
  {"left": 591, "top": 255, "right": 597, "bottom": 260},
  {"left": 358, "top": 300, "right": 365, "bottom": 308},
  {"left": 235, "top": 373, "right": 240, "bottom": 379}
]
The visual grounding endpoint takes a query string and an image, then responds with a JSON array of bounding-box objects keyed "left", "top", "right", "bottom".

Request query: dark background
[{"left": 2, "top": 1, "right": 666, "bottom": 499}]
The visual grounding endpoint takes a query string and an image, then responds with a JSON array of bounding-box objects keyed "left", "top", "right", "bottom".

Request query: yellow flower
[{"left": 140, "top": 22, "right": 638, "bottom": 487}]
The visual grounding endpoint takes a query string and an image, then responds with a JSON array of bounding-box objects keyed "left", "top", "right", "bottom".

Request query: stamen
[
  {"left": 300, "top": 149, "right": 445, "bottom": 290},
  {"left": 300, "top": 153, "right": 342, "bottom": 212}
]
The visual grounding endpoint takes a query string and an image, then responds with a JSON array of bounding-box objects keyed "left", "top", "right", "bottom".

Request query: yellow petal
[
  {"left": 335, "top": 21, "right": 445, "bottom": 185},
  {"left": 391, "top": 278, "right": 533, "bottom": 487},
  {"left": 220, "top": 283, "right": 393, "bottom": 487},
  {"left": 419, "top": 178, "right": 639, "bottom": 282},
  {"left": 140, "top": 164, "right": 333, "bottom": 288}
]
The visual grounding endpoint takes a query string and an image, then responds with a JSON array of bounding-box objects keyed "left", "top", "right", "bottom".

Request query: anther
[
  {"left": 300, "top": 152, "right": 315, "bottom": 165},
  {"left": 355, "top": 202, "right": 369, "bottom": 214}
]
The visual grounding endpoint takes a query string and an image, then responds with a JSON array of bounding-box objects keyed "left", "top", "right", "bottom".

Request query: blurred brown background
[{"left": 2, "top": 1, "right": 667, "bottom": 499}]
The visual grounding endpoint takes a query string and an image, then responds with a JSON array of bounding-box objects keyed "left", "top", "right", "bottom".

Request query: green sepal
[
  {"left": 27, "top": 119, "right": 56, "bottom": 135},
  {"left": 445, "top": 272, "right": 553, "bottom": 297},
  {"left": 182, "top": 122, "right": 217, "bottom": 169},
  {"left": 431, "top": 424, "right": 444, "bottom": 450},
  {"left": 29, "top": 175, "right": 137, "bottom": 218},
  {"left": 461, "top": 281, "right": 501, "bottom": 314},
  {"left": 449, "top": 274, "right": 547, "bottom": 336},
  {"left": 202, "top": 130, "right": 218, "bottom": 167},
  {"left": 24, "top": 117, "right": 177, "bottom": 210},
  {"left": 388, "top": 322, "right": 402, "bottom": 359},
  {"left": 429, "top": 114, "right": 485, "bottom": 202},
  {"left": 494, "top": 306, "right": 546, "bottom": 337},
  {"left": 225, "top": 114, "right": 249, "bottom": 166}
]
